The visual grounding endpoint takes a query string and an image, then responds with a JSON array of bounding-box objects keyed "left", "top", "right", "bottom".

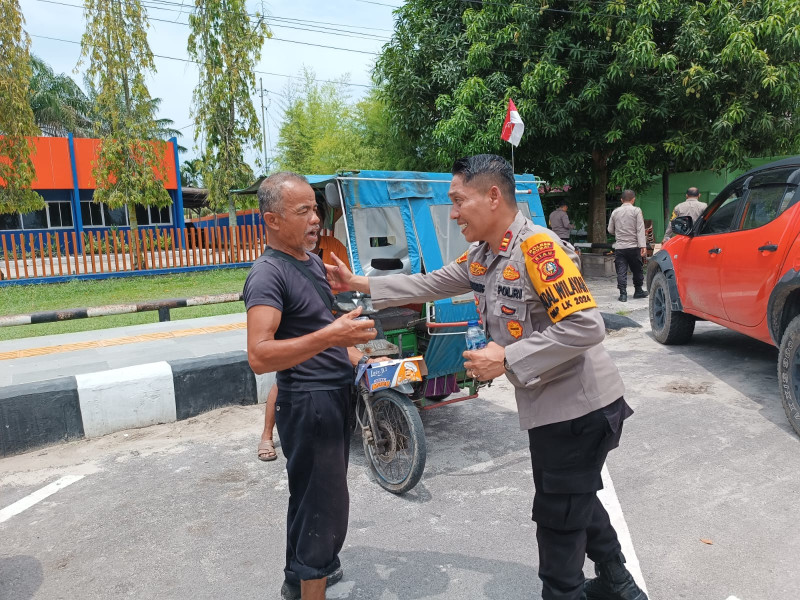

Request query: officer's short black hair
[
  {"left": 452, "top": 154, "right": 516, "bottom": 205},
  {"left": 557, "top": 199, "right": 568, "bottom": 208},
  {"left": 686, "top": 187, "right": 700, "bottom": 198}
]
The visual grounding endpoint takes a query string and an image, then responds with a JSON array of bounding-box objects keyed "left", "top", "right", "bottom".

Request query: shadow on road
[{"left": 338, "top": 545, "right": 538, "bottom": 599}]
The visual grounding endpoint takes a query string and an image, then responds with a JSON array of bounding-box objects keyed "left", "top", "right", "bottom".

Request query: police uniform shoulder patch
[
  {"left": 456, "top": 251, "right": 468, "bottom": 264},
  {"left": 520, "top": 233, "right": 597, "bottom": 323},
  {"left": 469, "top": 262, "right": 488, "bottom": 276},
  {"left": 498, "top": 229, "right": 513, "bottom": 253},
  {"left": 503, "top": 265, "right": 520, "bottom": 281}
]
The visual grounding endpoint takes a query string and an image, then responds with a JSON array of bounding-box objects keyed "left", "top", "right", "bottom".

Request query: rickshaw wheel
[{"left": 362, "top": 388, "right": 426, "bottom": 495}]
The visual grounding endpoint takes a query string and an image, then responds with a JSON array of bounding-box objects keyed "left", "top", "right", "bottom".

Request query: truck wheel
[
  {"left": 649, "top": 271, "right": 695, "bottom": 344},
  {"left": 778, "top": 315, "right": 800, "bottom": 438}
]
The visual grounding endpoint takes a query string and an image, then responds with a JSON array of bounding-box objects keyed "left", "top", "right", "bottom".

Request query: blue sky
[{"left": 21, "top": 0, "right": 401, "bottom": 166}]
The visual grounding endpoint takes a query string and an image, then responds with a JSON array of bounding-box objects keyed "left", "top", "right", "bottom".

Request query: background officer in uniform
[
  {"left": 662, "top": 187, "right": 707, "bottom": 243},
  {"left": 326, "top": 155, "right": 647, "bottom": 600},
  {"left": 607, "top": 190, "right": 648, "bottom": 302},
  {"left": 549, "top": 199, "right": 575, "bottom": 242}
]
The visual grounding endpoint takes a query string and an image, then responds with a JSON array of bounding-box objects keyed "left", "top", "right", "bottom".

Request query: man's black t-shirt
[{"left": 243, "top": 250, "right": 352, "bottom": 391}]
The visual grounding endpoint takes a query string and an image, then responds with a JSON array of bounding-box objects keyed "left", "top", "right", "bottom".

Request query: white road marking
[
  {"left": 598, "top": 464, "right": 649, "bottom": 596},
  {"left": 725, "top": 597, "right": 743, "bottom": 600},
  {"left": 0, "top": 475, "right": 85, "bottom": 524}
]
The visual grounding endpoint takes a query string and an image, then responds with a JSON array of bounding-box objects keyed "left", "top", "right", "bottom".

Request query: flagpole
[{"left": 511, "top": 144, "right": 515, "bottom": 173}]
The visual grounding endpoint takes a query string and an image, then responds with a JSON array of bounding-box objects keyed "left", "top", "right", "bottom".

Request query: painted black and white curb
[{"left": 0, "top": 350, "right": 274, "bottom": 457}]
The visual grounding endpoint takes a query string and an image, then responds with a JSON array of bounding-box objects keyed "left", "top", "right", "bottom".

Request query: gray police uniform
[
  {"left": 663, "top": 197, "right": 707, "bottom": 241},
  {"left": 369, "top": 211, "right": 632, "bottom": 599}
]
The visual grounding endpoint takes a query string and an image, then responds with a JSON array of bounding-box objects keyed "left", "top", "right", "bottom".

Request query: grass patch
[
  {"left": 0, "top": 268, "right": 250, "bottom": 341},
  {"left": 615, "top": 310, "right": 630, "bottom": 316}
]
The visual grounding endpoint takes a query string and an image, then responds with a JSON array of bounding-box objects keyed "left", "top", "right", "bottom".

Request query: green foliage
[
  {"left": 275, "top": 73, "right": 415, "bottom": 173},
  {"left": 83, "top": 78, "right": 185, "bottom": 150},
  {"left": 0, "top": 0, "right": 44, "bottom": 215},
  {"left": 373, "top": 0, "right": 471, "bottom": 170},
  {"left": 80, "top": 0, "right": 172, "bottom": 227},
  {"left": 375, "top": 0, "right": 800, "bottom": 240},
  {"left": 0, "top": 269, "right": 249, "bottom": 341},
  {"left": 29, "top": 55, "right": 92, "bottom": 137},
  {"left": 181, "top": 158, "right": 203, "bottom": 187},
  {"left": 188, "top": 0, "right": 269, "bottom": 212}
]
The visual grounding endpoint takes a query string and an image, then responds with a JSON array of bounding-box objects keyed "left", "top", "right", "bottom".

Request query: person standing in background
[
  {"left": 549, "top": 200, "right": 575, "bottom": 243},
  {"left": 608, "top": 190, "right": 648, "bottom": 303},
  {"left": 662, "top": 187, "right": 707, "bottom": 243}
]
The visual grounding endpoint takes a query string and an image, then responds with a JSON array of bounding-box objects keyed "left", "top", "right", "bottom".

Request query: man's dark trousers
[
  {"left": 528, "top": 397, "right": 631, "bottom": 600},
  {"left": 614, "top": 248, "right": 644, "bottom": 292},
  {"left": 276, "top": 386, "right": 351, "bottom": 585}
]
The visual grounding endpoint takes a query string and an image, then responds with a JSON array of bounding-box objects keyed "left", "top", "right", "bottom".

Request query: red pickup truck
[{"left": 647, "top": 157, "right": 800, "bottom": 436}]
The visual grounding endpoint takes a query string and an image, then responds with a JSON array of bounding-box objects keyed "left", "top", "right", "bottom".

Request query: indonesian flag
[{"left": 501, "top": 98, "right": 524, "bottom": 147}]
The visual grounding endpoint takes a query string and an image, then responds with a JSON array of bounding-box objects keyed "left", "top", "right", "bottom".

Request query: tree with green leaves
[
  {"left": 188, "top": 0, "right": 269, "bottom": 228},
  {"left": 181, "top": 158, "right": 204, "bottom": 188},
  {"left": 80, "top": 0, "right": 172, "bottom": 256},
  {"left": 0, "top": 0, "right": 43, "bottom": 216},
  {"left": 30, "top": 55, "right": 92, "bottom": 138},
  {"left": 275, "top": 72, "right": 414, "bottom": 173},
  {"left": 372, "top": 0, "right": 470, "bottom": 171},
  {"left": 376, "top": 0, "right": 800, "bottom": 242}
]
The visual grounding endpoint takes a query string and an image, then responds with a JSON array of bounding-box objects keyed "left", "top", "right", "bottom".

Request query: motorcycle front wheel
[{"left": 362, "top": 388, "right": 426, "bottom": 494}]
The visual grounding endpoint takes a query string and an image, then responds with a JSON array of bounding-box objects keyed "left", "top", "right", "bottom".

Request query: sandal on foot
[{"left": 257, "top": 440, "right": 278, "bottom": 462}]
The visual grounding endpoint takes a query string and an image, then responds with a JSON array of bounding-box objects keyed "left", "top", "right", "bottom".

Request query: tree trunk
[
  {"left": 228, "top": 193, "right": 238, "bottom": 256},
  {"left": 127, "top": 204, "right": 145, "bottom": 270},
  {"left": 662, "top": 168, "right": 670, "bottom": 224},
  {"left": 589, "top": 149, "right": 610, "bottom": 244}
]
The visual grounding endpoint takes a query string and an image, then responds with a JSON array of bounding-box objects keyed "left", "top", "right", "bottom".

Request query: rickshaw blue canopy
[{"left": 308, "top": 170, "right": 546, "bottom": 378}]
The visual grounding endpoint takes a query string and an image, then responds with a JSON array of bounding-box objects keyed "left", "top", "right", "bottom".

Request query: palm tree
[
  {"left": 29, "top": 55, "right": 92, "bottom": 137},
  {"left": 181, "top": 158, "right": 203, "bottom": 187},
  {"left": 83, "top": 77, "right": 186, "bottom": 150}
]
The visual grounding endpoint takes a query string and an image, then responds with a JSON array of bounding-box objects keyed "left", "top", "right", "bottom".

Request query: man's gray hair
[
  {"left": 257, "top": 171, "right": 308, "bottom": 215},
  {"left": 621, "top": 189, "right": 636, "bottom": 202}
]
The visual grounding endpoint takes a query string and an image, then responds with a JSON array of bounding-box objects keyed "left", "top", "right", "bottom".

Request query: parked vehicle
[
  {"left": 647, "top": 157, "right": 800, "bottom": 436},
  {"left": 316, "top": 170, "right": 546, "bottom": 492}
]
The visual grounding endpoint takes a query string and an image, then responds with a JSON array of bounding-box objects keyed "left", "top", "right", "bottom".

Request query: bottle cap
[{"left": 467, "top": 320, "right": 479, "bottom": 327}]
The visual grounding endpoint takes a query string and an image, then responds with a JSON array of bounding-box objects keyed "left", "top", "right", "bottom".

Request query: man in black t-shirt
[{"left": 244, "top": 172, "right": 376, "bottom": 600}]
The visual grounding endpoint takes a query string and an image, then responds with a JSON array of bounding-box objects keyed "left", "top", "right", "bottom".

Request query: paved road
[{"left": 3, "top": 277, "right": 800, "bottom": 599}]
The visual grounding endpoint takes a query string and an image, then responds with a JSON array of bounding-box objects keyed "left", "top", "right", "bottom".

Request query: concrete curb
[
  {"left": 0, "top": 352, "right": 274, "bottom": 457},
  {"left": 1, "top": 313, "right": 627, "bottom": 457}
]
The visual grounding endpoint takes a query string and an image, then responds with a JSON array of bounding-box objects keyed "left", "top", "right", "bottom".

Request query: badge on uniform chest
[
  {"left": 469, "top": 262, "right": 487, "bottom": 276},
  {"left": 503, "top": 265, "right": 520, "bottom": 280}
]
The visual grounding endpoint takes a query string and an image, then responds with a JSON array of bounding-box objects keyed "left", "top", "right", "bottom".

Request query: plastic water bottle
[{"left": 465, "top": 320, "right": 487, "bottom": 350}]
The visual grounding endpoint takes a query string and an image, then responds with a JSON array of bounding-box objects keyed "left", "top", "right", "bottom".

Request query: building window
[
  {"left": 21, "top": 208, "right": 48, "bottom": 230},
  {"left": 0, "top": 213, "right": 22, "bottom": 231},
  {"left": 80, "top": 201, "right": 130, "bottom": 227},
  {"left": 47, "top": 202, "right": 74, "bottom": 228},
  {"left": 149, "top": 205, "right": 173, "bottom": 225},
  {"left": 1, "top": 201, "right": 73, "bottom": 231},
  {"left": 135, "top": 204, "right": 172, "bottom": 226},
  {"left": 81, "top": 201, "right": 105, "bottom": 227},
  {"left": 105, "top": 205, "right": 129, "bottom": 227}
]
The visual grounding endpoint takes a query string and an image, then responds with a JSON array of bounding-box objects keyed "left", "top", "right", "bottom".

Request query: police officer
[
  {"left": 549, "top": 199, "right": 575, "bottom": 242},
  {"left": 326, "top": 155, "right": 647, "bottom": 600},
  {"left": 662, "top": 187, "right": 707, "bottom": 243}
]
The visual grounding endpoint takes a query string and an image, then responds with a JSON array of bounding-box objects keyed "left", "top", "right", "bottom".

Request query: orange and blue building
[{"left": 0, "top": 135, "right": 184, "bottom": 253}]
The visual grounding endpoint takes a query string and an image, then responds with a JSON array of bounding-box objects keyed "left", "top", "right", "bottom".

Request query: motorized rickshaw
[{"left": 301, "top": 170, "right": 546, "bottom": 494}]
